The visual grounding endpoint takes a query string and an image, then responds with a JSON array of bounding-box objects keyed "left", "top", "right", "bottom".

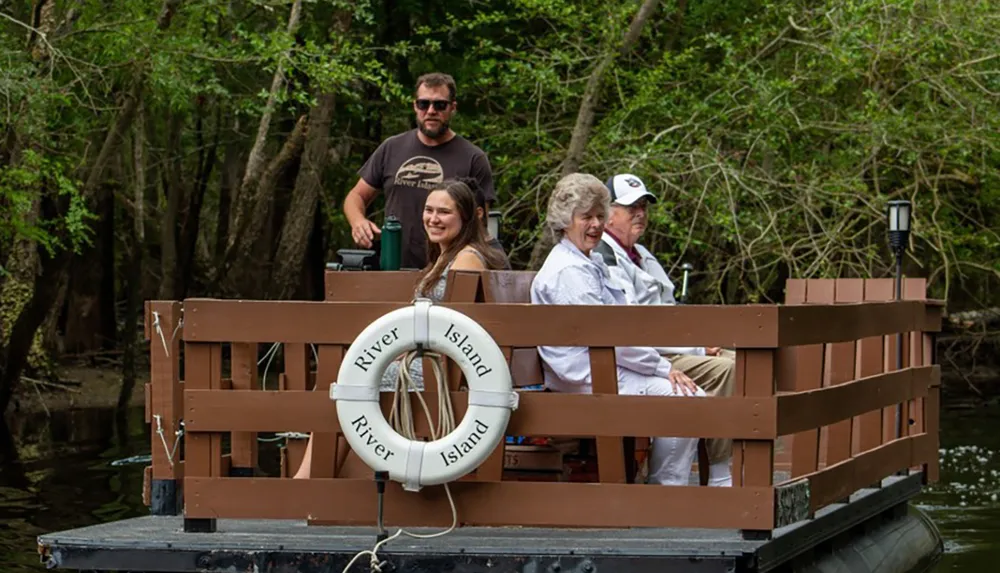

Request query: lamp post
[
  {"left": 886, "top": 199, "right": 911, "bottom": 443},
  {"left": 487, "top": 210, "right": 502, "bottom": 244}
]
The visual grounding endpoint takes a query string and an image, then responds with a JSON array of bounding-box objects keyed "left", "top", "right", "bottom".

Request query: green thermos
[{"left": 379, "top": 216, "right": 402, "bottom": 271}]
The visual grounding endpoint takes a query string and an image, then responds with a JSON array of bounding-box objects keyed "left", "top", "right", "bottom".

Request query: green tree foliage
[{"left": 0, "top": 0, "right": 997, "bottom": 401}]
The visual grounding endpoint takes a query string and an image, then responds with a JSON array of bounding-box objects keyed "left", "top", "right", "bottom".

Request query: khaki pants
[{"left": 666, "top": 350, "right": 736, "bottom": 464}]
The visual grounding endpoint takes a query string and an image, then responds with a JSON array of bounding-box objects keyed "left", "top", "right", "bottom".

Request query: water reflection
[
  {"left": 918, "top": 405, "right": 1000, "bottom": 571},
  {"left": 0, "top": 407, "right": 150, "bottom": 572},
  {"left": 2, "top": 403, "right": 999, "bottom": 572}
]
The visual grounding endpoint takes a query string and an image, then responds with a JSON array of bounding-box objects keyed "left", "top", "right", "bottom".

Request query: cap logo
[{"left": 625, "top": 177, "right": 642, "bottom": 188}]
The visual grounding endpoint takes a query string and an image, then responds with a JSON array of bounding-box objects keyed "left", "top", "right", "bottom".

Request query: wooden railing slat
[
  {"left": 185, "top": 389, "right": 776, "bottom": 439},
  {"left": 788, "top": 433, "right": 935, "bottom": 512},
  {"left": 590, "top": 347, "right": 626, "bottom": 484},
  {"left": 312, "top": 344, "right": 342, "bottom": 478},
  {"left": 472, "top": 348, "right": 511, "bottom": 482},
  {"left": 776, "top": 366, "right": 937, "bottom": 437},
  {"left": 740, "top": 350, "right": 775, "bottom": 491},
  {"left": 790, "top": 279, "right": 833, "bottom": 478},
  {"left": 184, "top": 478, "right": 774, "bottom": 530},
  {"left": 229, "top": 343, "right": 259, "bottom": 473},
  {"left": 778, "top": 300, "right": 940, "bottom": 347},
  {"left": 325, "top": 270, "right": 418, "bottom": 301},
  {"left": 183, "top": 343, "right": 224, "bottom": 480},
  {"left": 904, "top": 278, "right": 928, "bottom": 436},
  {"left": 857, "top": 280, "right": 892, "bottom": 455},
  {"left": 182, "top": 300, "right": 780, "bottom": 348}
]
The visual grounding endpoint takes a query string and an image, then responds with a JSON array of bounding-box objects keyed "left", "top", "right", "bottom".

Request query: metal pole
[
  {"left": 894, "top": 250, "right": 905, "bottom": 475},
  {"left": 375, "top": 471, "right": 388, "bottom": 543},
  {"left": 896, "top": 251, "right": 903, "bottom": 438},
  {"left": 679, "top": 263, "right": 693, "bottom": 304}
]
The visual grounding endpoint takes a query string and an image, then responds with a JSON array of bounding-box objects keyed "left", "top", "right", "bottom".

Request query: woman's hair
[
  {"left": 454, "top": 176, "right": 488, "bottom": 211},
  {"left": 544, "top": 173, "right": 610, "bottom": 241},
  {"left": 416, "top": 179, "right": 507, "bottom": 296}
]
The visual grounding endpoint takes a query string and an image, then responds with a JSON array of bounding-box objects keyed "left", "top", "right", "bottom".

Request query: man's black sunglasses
[{"left": 415, "top": 99, "right": 451, "bottom": 111}]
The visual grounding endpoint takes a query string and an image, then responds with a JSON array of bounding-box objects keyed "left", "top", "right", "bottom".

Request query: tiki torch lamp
[
  {"left": 887, "top": 199, "right": 911, "bottom": 305},
  {"left": 886, "top": 199, "right": 911, "bottom": 442}
]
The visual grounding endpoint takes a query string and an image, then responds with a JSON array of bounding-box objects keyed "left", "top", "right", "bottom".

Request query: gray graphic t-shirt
[{"left": 359, "top": 129, "right": 496, "bottom": 269}]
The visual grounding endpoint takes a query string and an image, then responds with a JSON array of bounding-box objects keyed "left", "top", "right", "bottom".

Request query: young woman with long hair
[
  {"left": 413, "top": 178, "right": 508, "bottom": 300},
  {"left": 293, "top": 179, "right": 506, "bottom": 479}
]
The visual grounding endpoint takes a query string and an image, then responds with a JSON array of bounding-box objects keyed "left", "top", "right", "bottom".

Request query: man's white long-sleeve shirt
[
  {"left": 596, "top": 233, "right": 706, "bottom": 357},
  {"left": 529, "top": 238, "right": 673, "bottom": 393}
]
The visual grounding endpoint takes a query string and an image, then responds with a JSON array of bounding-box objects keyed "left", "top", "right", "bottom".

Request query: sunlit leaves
[{"left": 0, "top": 151, "right": 94, "bottom": 267}]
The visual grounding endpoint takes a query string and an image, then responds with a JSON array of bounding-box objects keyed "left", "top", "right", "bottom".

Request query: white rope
[
  {"left": 153, "top": 414, "right": 183, "bottom": 467},
  {"left": 258, "top": 343, "right": 281, "bottom": 390},
  {"left": 151, "top": 312, "right": 170, "bottom": 357},
  {"left": 341, "top": 350, "right": 459, "bottom": 573},
  {"left": 170, "top": 315, "right": 184, "bottom": 346},
  {"left": 151, "top": 310, "right": 183, "bottom": 356}
]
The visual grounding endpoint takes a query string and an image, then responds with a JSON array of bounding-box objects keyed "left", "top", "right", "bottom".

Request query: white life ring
[{"left": 329, "top": 299, "right": 518, "bottom": 491}]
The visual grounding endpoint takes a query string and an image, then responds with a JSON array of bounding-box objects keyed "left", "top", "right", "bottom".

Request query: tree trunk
[
  {"left": 527, "top": 0, "right": 663, "bottom": 270},
  {"left": 158, "top": 112, "right": 184, "bottom": 300},
  {"left": 269, "top": 94, "right": 336, "bottom": 300},
  {"left": 222, "top": 115, "right": 308, "bottom": 297},
  {"left": 562, "top": 0, "right": 661, "bottom": 175},
  {"left": 178, "top": 104, "right": 218, "bottom": 298},
  {"left": 62, "top": 187, "right": 115, "bottom": 354},
  {"left": 213, "top": 114, "right": 241, "bottom": 275},
  {"left": 27, "top": 0, "right": 56, "bottom": 62},
  {"left": 0, "top": 196, "right": 73, "bottom": 415},
  {"left": 232, "top": 0, "right": 303, "bottom": 235},
  {"left": 119, "top": 101, "right": 146, "bottom": 412}
]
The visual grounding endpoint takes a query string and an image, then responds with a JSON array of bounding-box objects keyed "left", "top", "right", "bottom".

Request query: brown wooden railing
[{"left": 142, "top": 274, "right": 942, "bottom": 535}]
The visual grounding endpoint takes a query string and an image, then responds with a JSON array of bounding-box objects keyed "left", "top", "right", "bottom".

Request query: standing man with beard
[{"left": 344, "top": 72, "right": 497, "bottom": 269}]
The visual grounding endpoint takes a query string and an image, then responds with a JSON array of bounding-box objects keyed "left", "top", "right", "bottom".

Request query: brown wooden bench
[{"left": 480, "top": 270, "right": 711, "bottom": 485}]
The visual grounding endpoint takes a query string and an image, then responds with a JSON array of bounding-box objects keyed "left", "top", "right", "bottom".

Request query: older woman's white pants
[{"left": 618, "top": 368, "right": 705, "bottom": 486}]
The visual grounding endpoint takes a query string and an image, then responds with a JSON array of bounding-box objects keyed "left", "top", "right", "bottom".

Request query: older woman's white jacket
[
  {"left": 530, "top": 238, "right": 674, "bottom": 393},
  {"left": 595, "top": 233, "right": 705, "bottom": 357}
]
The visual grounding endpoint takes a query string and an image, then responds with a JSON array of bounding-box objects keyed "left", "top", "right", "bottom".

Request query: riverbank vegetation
[{"left": 2, "top": 0, "right": 999, "bottom": 417}]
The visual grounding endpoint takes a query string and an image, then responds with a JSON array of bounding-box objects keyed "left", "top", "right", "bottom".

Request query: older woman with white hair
[{"left": 530, "top": 172, "right": 707, "bottom": 486}]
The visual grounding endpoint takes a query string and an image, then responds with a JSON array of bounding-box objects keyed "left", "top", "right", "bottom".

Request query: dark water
[
  {"left": 0, "top": 404, "right": 998, "bottom": 572},
  {"left": 915, "top": 404, "right": 1000, "bottom": 571}
]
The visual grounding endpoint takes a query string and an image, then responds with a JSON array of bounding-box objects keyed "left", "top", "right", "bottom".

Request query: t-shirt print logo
[{"left": 394, "top": 156, "right": 444, "bottom": 190}]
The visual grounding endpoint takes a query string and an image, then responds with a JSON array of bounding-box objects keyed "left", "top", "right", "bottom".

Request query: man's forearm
[{"left": 343, "top": 192, "right": 368, "bottom": 226}]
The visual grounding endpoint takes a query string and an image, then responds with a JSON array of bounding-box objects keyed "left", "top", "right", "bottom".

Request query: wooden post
[
  {"left": 230, "top": 343, "right": 259, "bottom": 476},
  {"left": 183, "top": 341, "right": 223, "bottom": 533},
  {"left": 904, "top": 279, "right": 928, "bottom": 436},
  {"left": 312, "top": 344, "right": 343, "bottom": 478},
  {"left": 739, "top": 348, "right": 776, "bottom": 540},
  {"left": 856, "top": 280, "right": 893, "bottom": 458},
  {"left": 824, "top": 279, "right": 861, "bottom": 468},
  {"left": 146, "top": 301, "right": 183, "bottom": 516},
  {"left": 280, "top": 343, "right": 310, "bottom": 477},
  {"left": 591, "top": 348, "right": 627, "bottom": 484},
  {"left": 789, "top": 280, "right": 831, "bottom": 477}
]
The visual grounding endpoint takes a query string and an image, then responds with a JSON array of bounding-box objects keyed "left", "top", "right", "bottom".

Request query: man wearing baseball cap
[{"left": 594, "top": 173, "right": 735, "bottom": 488}]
